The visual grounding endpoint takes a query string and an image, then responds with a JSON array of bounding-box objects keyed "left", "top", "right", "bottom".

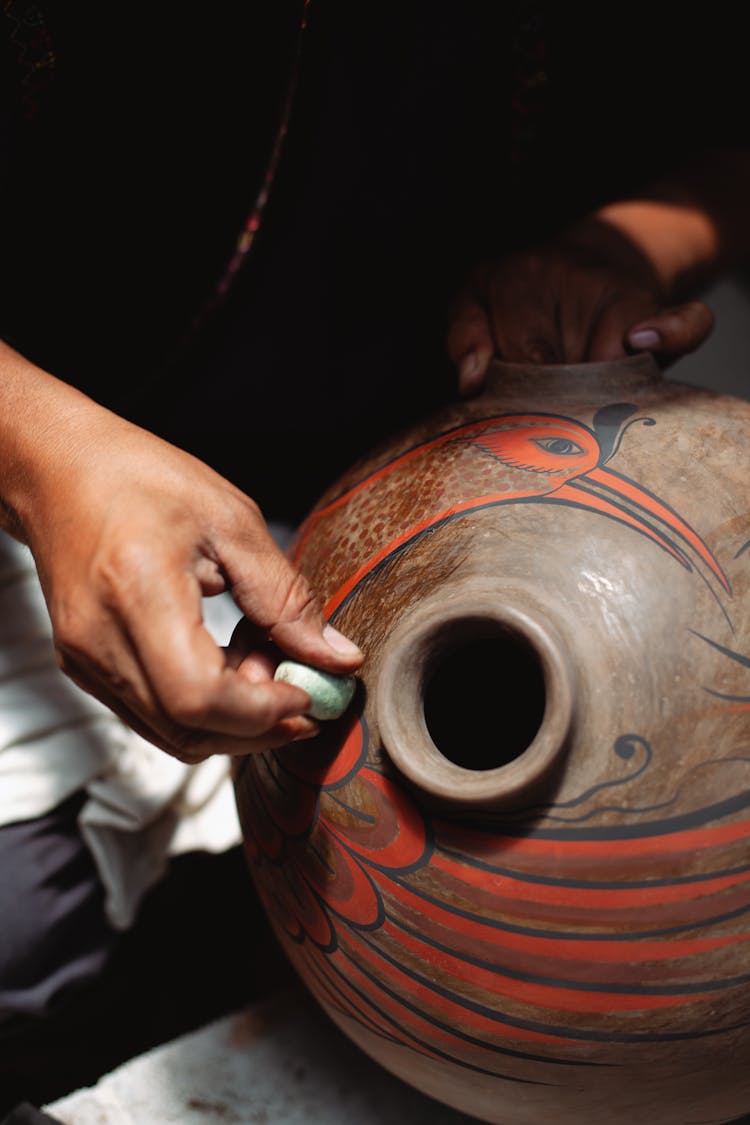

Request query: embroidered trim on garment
[{"left": 2, "top": 0, "right": 56, "bottom": 122}]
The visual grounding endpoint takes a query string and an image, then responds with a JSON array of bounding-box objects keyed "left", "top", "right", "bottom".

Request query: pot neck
[
  {"left": 481, "top": 353, "right": 663, "bottom": 401},
  {"left": 376, "top": 586, "right": 574, "bottom": 809}
]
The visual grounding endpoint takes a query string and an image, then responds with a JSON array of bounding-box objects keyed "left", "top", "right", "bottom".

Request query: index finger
[
  {"left": 446, "top": 286, "right": 495, "bottom": 395},
  {"left": 118, "top": 555, "right": 315, "bottom": 738}
]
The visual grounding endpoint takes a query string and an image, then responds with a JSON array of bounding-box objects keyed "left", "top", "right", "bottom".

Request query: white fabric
[{"left": 0, "top": 531, "right": 244, "bottom": 930}]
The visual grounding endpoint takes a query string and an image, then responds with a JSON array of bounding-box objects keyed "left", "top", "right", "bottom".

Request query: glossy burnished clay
[{"left": 235, "top": 356, "right": 750, "bottom": 1124}]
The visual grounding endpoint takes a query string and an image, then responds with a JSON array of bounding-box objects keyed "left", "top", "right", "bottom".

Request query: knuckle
[
  {"left": 140, "top": 712, "right": 212, "bottom": 763},
  {"left": 93, "top": 538, "right": 154, "bottom": 606},
  {"left": 218, "top": 494, "right": 263, "bottom": 541},
  {"left": 166, "top": 684, "right": 214, "bottom": 729},
  {"left": 51, "top": 600, "right": 94, "bottom": 661},
  {"left": 686, "top": 300, "right": 714, "bottom": 330},
  {"left": 235, "top": 562, "right": 318, "bottom": 632},
  {"left": 165, "top": 733, "right": 209, "bottom": 765},
  {"left": 507, "top": 334, "right": 559, "bottom": 365},
  {"left": 276, "top": 568, "right": 318, "bottom": 625},
  {"left": 249, "top": 686, "right": 285, "bottom": 731},
  {"left": 527, "top": 343, "right": 559, "bottom": 365}
]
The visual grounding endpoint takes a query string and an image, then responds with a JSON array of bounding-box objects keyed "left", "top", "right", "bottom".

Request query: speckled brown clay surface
[{"left": 234, "top": 355, "right": 750, "bottom": 1124}]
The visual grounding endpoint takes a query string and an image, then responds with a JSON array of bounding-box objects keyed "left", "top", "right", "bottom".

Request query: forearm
[
  {"left": 0, "top": 338, "right": 103, "bottom": 541},
  {"left": 594, "top": 147, "right": 750, "bottom": 297}
]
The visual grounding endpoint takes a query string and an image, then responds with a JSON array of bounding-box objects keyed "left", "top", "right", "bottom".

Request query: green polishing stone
[{"left": 274, "top": 660, "right": 357, "bottom": 720}]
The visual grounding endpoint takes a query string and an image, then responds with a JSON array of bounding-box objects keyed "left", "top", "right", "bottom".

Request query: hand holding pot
[
  {"left": 447, "top": 214, "right": 714, "bottom": 394},
  {"left": 448, "top": 147, "right": 750, "bottom": 394}
]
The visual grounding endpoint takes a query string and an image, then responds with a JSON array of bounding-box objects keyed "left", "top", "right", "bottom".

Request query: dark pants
[{"left": 0, "top": 793, "right": 118, "bottom": 1024}]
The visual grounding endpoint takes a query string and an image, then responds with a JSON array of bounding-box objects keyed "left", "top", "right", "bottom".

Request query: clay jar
[{"left": 234, "top": 356, "right": 750, "bottom": 1125}]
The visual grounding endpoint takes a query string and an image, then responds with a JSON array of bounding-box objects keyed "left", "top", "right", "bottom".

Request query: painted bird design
[
  {"left": 298, "top": 401, "right": 731, "bottom": 617},
  {"left": 465, "top": 404, "right": 731, "bottom": 595}
]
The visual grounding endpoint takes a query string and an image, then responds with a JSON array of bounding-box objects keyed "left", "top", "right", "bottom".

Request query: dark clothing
[
  {"left": 0, "top": 793, "right": 117, "bottom": 1021},
  {"left": 1, "top": 5, "right": 743, "bottom": 519},
  {"left": 0, "top": 1107, "right": 64, "bottom": 1125}
]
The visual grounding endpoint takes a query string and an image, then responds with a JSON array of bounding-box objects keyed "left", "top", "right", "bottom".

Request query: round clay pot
[{"left": 234, "top": 355, "right": 750, "bottom": 1124}]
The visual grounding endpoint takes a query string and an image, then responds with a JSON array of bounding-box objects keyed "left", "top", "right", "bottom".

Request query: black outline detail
[
  {"left": 307, "top": 945, "right": 576, "bottom": 1073},
  {"left": 431, "top": 848, "right": 750, "bottom": 892},
  {"left": 327, "top": 792, "right": 377, "bottom": 824},
  {"left": 387, "top": 913, "right": 750, "bottom": 998},
  {"left": 590, "top": 467, "right": 733, "bottom": 596},
  {"left": 592, "top": 466, "right": 726, "bottom": 574},
  {"left": 389, "top": 871, "right": 750, "bottom": 941},
  {"left": 331, "top": 946, "right": 563, "bottom": 1081},
  {"left": 302, "top": 949, "right": 400, "bottom": 1044},
  {"left": 592, "top": 403, "right": 647, "bottom": 462},
  {"left": 694, "top": 631, "right": 750, "bottom": 704},
  {"left": 504, "top": 735, "right": 653, "bottom": 824},
  {"left": 350, "top": 927, "right": 750, "bottom": 1046},
  {"left": 705, "top": 690, "right": 750, "bottom": 704},
  {"left": 693, "top": 631, "right": 750, "bottom": 670},
  {"left": 329, "top": 478, "right": 721, "bottom": 621},
  {"left": 443, "top": 789, "right": 750, "bottom": 842},
  {"left": 564, "top": 480, "right": 693, "bottom": 570},
  {"left": 507, "top": 744, "right": 750, "bottom": 828}
]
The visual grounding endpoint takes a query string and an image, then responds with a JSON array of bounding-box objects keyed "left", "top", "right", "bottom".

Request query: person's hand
[
  {"left": 11, "top": 392, "right": 362, "bottom": 763},
  {"left": 447, "top": 215, "right": 715, "bottom": 396}
]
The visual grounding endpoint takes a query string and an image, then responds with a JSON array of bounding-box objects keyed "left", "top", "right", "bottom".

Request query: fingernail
[
  {"left": 628, "top": 328, "right": 660, "bottom": 350},
  {"left": 323, "top": 623, "right": 363, "bottom": 660},
  {"left": 460, "top": 351, "right": 482, "bottom": 393},
  {"left": 460, "top": 351, "right": 492, "bottom": 395},
  {"left": 292, "top": 722, "right": 320, "bottom": 742},
  {"left": 279, "top": 712, "right": 318, "bottom": 739}
]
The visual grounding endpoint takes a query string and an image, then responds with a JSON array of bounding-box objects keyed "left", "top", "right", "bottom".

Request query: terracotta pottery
[{"left": 234, "top": 355, "right": 750, "bottom": 1124}]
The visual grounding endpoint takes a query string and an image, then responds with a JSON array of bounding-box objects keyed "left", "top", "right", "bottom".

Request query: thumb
[
  {"left": 221, "top": 528, "right": 363, "bottom": 674},
  {"left": 446, "top": 287, "right": 495, "bottom": 396},
  {"left": 627, "top": 300, "right": 714, "bottom": 363}
]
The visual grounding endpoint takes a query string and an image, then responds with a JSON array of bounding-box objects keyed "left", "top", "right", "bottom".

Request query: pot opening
[{"left": 422, "top": 623, "right": 546, "bottom": 772}]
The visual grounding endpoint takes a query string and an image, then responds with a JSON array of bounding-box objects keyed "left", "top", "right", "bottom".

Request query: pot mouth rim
[{"left": 375, "top": 590, "right": 574, "bottom": 807}]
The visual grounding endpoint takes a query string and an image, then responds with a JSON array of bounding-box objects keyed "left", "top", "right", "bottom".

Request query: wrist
[
  {"left": 594, "top": 199, "right": 718, "bottom": 297},
  {"left": 552, "top": 212, "right": 669, "bottom": 301}
]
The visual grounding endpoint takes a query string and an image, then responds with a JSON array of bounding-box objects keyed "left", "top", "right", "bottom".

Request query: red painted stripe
[
  {"left": 379, "top": 919, "right": 723, "bottom": 1015},
  {"left": 437, "top": 817, "right": 750, "bottom": 858},
  {"left": 326, "top": 947, "right": 475, "bottom": 1062},
  {"left": 300, "top": 947, "right": 398, "bottom": 1042},
  {"left": 323, "top": 768, "right": 428, "bottom": 870},
  {"left": 431, "top": 851, "right": 750, "bottom": 909},
  {"left": 257, "top": 866, "right": 335, "bottom": 950},
  {"left": 301, "top": 823, "right": 383, "bottom": 928},
  {"left": 320, "top": 473, "right": 707, "bottom": 617},
  {"left": 588, "top": 467, "right": 731, "bottom": 593},
  {"left": 386, "top": 876, "right": 750, "bottom": 963},
  {"left": 254, "top": 764, "right": 317, "bottom": 838},
  {"left": 336, "top": 954, "right": 447, "bottom": 1049},
  {"left": 551, "top": 482, "right": 691, "bottom": 570},
  {"left": 302, "top": 939, "right": 538, "bottom": 1065},
  {"left": 323, "top": 488, "right": 534, "bottom": 616},
  {"left": 340, "top": 926, "right": 574, "bottom": 1045},
  {"left": 304, "top": 415, "right": 563, "bottom": 525}
]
